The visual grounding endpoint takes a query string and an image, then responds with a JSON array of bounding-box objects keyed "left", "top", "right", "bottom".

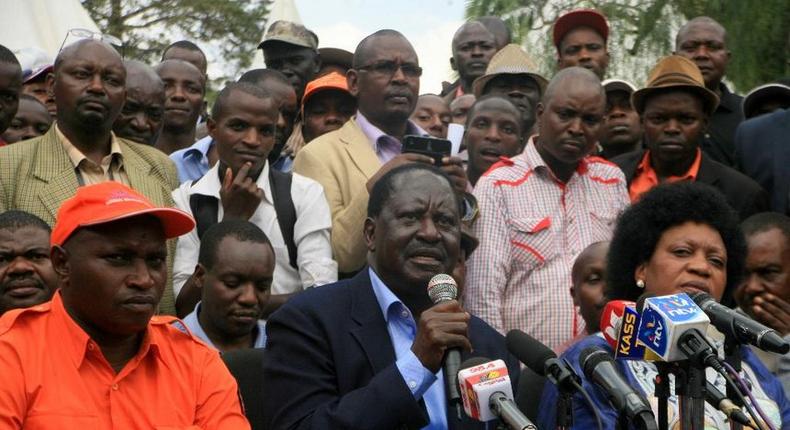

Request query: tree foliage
[
  {"left": 81, "top": 0, "right": 270, "bottom": 85},
  {"left": 465, "top": 0, "right": 790, "bottom": 92}
]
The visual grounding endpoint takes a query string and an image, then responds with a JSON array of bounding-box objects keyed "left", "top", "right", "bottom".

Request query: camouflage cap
[{"left": 258, "top": 20, "right": 319, "bottom": 50}]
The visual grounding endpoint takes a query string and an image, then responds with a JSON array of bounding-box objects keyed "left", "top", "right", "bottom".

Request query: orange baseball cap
[
  {"left": 301, "top": 71, "right": 351, "bottom": 113},
  {"left": 51, "top": 182, "right": 196, "bottom": 246}
]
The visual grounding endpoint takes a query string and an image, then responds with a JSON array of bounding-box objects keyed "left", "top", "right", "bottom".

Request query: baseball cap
[
  {"left": 553, "top": 9, "right": 609, "bottom": 49},
  {"left": 51, "top": 182, "right": 195, "bottom": 246},
  {"left": 602, "top": 79, "right": 637, "bottom": 94},
  {"left": 301, "top": 71, "right": 351, "bottom": 112},
  {"left": 258, "top": 20, "right": 318, "bottom": 50}
]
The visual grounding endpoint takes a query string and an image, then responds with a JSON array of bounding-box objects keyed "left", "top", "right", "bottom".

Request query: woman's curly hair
[{"left": 606, "top": 182, "right": 746, "bottom": 306}]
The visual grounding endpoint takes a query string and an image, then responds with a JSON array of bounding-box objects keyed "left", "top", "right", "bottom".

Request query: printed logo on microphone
[
  {"left": 654, "top": 294, "right": 702, "bottom": 321},
  {"left": 639, "top": 308, "right": 666, "bottom": 355}
]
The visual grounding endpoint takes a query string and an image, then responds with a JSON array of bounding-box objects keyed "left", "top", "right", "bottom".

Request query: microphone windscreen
[
  {"left": 427, "top": 273, "right": 458, "bottom": 304},
  {"left": 505, "top": 329, "right": 556, "bottom": 376},
  {"left": 579, "top": 346, "right": 610, "bottom": 377}
]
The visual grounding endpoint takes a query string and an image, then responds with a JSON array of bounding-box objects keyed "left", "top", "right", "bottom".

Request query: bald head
[
  {"left": 476, "top": 16, "right": 511, "bottom": 49},
  {"left": 125, "top": 60, "right": 164, "bottom": 93},
  {"left": 352, "top": 29, "right": 413, "bottom": 68},
  {"left": 51, "top": 39, "right": 126, "bottom": 133},
  {"left": 542, "top": 67, "right": 604, "bottom": 106},
  {"left": 536, "top": 67, "right": 605, "bottom": 181},
  {"left": 55, "top": 39, "right": 122, "bottom": 73},
  {"left": 452, "top": 21, "right": 492, "bottom": 50},
  {"left": 113, "top": 60, "right": 165, "bottom": 145},
  {"left": 674, "top": 16, "right": 730, "bottom": 89},
  {"left": 675, "top": 16, "right": 727, "bottom": 47}
]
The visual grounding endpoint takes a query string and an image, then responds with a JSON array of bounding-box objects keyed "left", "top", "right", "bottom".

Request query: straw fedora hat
[
  {"left": 472, "top": 44, "right": 548, "bottom": 98},
  {"left": 631, "top": 55, "right": 719, "bottom": 115}
]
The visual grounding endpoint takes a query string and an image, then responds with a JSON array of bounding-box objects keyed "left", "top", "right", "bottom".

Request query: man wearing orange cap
[
  {"left": 301, "top": 71, "right": 356, "bottom": 145},
  {"left": 0, "top": 182, "right": 250, "bottom": 429},
  {"left": 553, "top": 9, "right": 610, "bottom": 79},
  {"left": 612, "top": 55, "right": 768, "bottom": 220}
]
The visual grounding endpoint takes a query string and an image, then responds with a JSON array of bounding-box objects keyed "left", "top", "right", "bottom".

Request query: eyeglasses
[
  {"left": 356, "top": 60, "right": 423, "bottom": 79},
  {"left": 58, "top": 28, "right": 125, "bottom": 57}
]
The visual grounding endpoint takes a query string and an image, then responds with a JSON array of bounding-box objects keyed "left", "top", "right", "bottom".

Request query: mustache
[{"left": 0, "top": 277, "right": 47, "bottom": 292}]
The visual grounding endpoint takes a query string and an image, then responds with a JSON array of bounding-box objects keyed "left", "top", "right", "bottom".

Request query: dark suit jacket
[
  {"left": 262, "top": 269, "right": 521, "bottom": 430},
  {"left": 613, "top": 149, "right": 770, "bottom": 220},
  {"left": 735, "top": 109, "right": 790, "bottom": 214}
]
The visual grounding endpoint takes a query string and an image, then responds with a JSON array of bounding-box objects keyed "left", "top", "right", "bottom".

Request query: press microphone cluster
[
  {"left": 580, "top": 346, "right": 658, "bottom": 430},
  {"left": 457, "top": 357, "right": 537, "bottom": 429},
  {"left": 599, "top": 292, "right": 759, "bottom": 427}
]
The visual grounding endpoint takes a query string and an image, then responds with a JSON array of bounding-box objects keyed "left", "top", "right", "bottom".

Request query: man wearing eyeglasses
[
  {"left": 0, "top": 39, "right": 180, "bottom": 313},
  {"left": 293, "top": 30, "right": 468, "bottom": 276}
]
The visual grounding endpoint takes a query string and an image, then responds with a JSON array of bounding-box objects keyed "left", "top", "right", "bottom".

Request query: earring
[{"left": 636, "top": 279, "right": 645, "bottom": 289}]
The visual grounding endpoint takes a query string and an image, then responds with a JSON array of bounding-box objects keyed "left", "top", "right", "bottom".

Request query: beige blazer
[
  {"left": 0, "top": 126, "right": 181, "bottom": 314},
  {"left": 293, "top": 117, "right": 380, "bottom": 273}
]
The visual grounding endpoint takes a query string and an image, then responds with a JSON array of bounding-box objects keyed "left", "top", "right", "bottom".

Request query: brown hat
[
  {"left": 318, "top": 47, "right": 353, "bottom": 71},
  {"left": 258, "top": 20, "right": 318, "bottom": 50},
  {"left": 553, "top": 9, "right": 609, "bottom": 50},
  {"left": 631, "top": 55, "right": 720, "bottom": 115},
  {"left": 472, "top": 44, "right": 548, "bottom": 98}
]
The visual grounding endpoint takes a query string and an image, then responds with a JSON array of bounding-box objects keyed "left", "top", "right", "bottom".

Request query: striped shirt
[{"left": 466, "top": 137, "right": 630, "bottom": 349}]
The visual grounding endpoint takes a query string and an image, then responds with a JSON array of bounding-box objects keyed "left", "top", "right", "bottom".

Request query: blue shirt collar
[
  {"left": 182, "top": 135, "right": 214, "bottom": 160},
  {"left": 182, "top": 302, "right": 267, "bottom": 349},
  {"left": 369, "top": 267, "right": 413, "bottom": 324}
]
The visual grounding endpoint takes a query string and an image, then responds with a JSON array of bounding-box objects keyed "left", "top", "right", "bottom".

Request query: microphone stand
[
  {"left": 556, "top": 390, "right": 573, "bottom": 430},
  {"left": 724, "top": 336, "right": 743, "bottom": 430},
  {"left": 654, "top": 362, "right": 671, "bottom": 430},
  {"left": 675, "top": 360, "right": 706, "bottom": 430}
]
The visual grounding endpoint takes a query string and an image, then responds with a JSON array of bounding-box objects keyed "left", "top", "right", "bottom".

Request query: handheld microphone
[
  {"left": 579, "top": 346, "right": 658, "bottom": 430},
  {"left": 426, "top": 274, "right": 463, "bottom": 412},
  {"left": 458, "top": 357, "right": 537, "bottom": 429},
  {"left": 505, "top": 329, "right": 580, "bottom": 393},
  {"left": 636, "top": 293, "right": 710, "bottom": 361},
  {"left": 690, "top": 291, "right": 790, "bottom": 354},
  {"left": 705, "top": 381, "right": 754, "bottom": 427}
]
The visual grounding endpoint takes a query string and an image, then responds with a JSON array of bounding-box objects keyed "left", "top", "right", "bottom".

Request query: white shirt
[{"left": 172, "top": 162, "right": 337, "bottom": 297}]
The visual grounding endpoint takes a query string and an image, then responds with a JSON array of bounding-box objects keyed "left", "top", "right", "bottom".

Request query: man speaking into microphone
[{"left": 262, "top": 164, "right": 519, "bottom": 429}]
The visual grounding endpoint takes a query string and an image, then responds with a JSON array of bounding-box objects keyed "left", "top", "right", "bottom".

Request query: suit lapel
[
  {"left": 341, "top": 118, "right": 382, "bottom": 181},
  {"left": 695, "top": 153, "right": 721, "bottom": 187},
  {"left": 33, "top": 128, "right": 81, "bottom": 221},
  {"left": 349, "top": 270, "right": 397, "bottom": 375},
  {"left": 122, "top": 141, "right": 160, "bottom": 201}
]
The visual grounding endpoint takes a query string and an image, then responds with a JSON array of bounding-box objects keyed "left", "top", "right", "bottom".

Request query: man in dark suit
[
  {"left": 262, "top": 164, "right": 519, "bottom": 429},
  {"left": 735, "top": 109, "right": 790, "bottom": 214},
  {"left": 612, "top": 55, "right": 768, "bottom": 220}
]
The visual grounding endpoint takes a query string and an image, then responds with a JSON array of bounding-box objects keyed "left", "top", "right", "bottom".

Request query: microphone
[
  {"left": 505, "top": 329, "right": 580, "bottom": 393},
  {"left": 579, "top": 346, "right": 658, "bottom": 430},
  {"left": 705, "top": 381, "right": 754, "bottom": 427},
  {"left": 690, "top": 291, "right": 790, "bottom": 354},
  {"left": 636, "top": 293, "right": 711, "bottom": 361},
  {"left": 426, "top": 274, "right": 463, "bottom": 412},
  {"left": 457, "top": 357, "right": 537, "bottom": 429},
  {"left": 600, "top": 300, "right": 635, "bottom": 349}
]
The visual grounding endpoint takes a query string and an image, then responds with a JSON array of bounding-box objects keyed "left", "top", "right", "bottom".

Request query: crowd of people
[{"left": 0, "top": 7, "right": 789, "bottom": 430}]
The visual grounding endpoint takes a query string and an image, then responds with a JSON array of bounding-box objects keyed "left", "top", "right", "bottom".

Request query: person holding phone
[{"left": 293, "top": 30, "right": 468, "bottom": 275}]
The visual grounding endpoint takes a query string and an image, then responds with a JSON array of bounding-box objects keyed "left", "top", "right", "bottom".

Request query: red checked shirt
[{"left": 466, "top": 138, "right": 630, "bottom": 349}]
